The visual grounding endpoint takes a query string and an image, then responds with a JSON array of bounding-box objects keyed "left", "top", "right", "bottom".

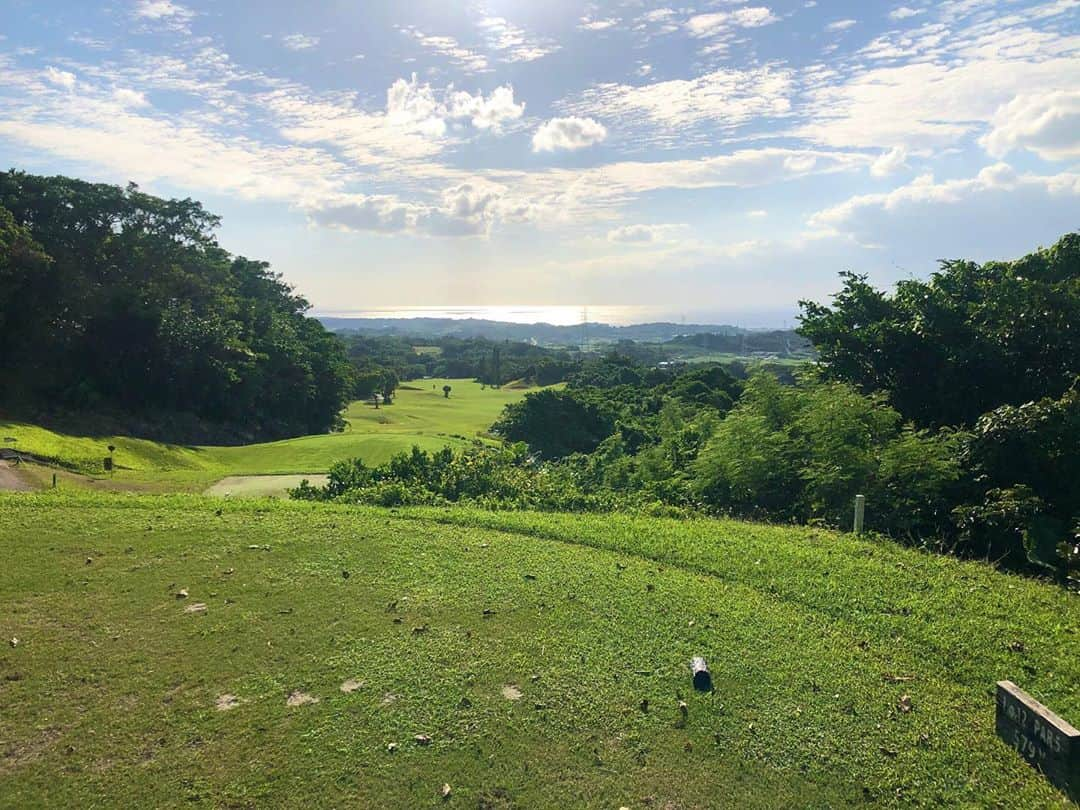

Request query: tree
[
  {"left": 493, "top": 388, "right": 617, "bottom": 459},
  {"left": 798, "top": 233, "right": 1080, "bottom": 428},
  {"left": 382, "top": 370, "right": 399, "bottom": 406},
  {"left": 0, "top": 205, "right": 53, "bottom": 393},
  {"left": 443, "top": 385, "right": 452, "bottom": 398}
]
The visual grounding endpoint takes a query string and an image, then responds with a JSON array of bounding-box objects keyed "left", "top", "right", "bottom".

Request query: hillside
[
  {"left": 1, "top": 493, "right": 1077, "bottom": 808},
  {"left": 0, "top": 379, "right": 536, "bottom": 495}
]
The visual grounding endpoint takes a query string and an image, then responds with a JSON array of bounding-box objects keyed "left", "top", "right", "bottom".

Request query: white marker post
[{"left": 854, "top": 494, "right": 866, "bottom": 534}]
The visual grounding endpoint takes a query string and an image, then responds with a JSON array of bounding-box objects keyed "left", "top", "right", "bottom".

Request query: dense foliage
[
  {"left": 798, "top": 233, "right": 1080, "bottom": 428},
  {"left": 0, "top": 172, "right": 353, "bottom": 440}
]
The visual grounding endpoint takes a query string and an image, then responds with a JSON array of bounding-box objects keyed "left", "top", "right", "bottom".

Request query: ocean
[{"left": 313, "top": 305, "right": 798, "bottom": 329}]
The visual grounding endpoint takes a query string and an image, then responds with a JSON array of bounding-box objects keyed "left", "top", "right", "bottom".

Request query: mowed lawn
[
  {"left": 0, "top": 379, "right": 535, "bottom": 493},
  {"left": 1, "top": 493, "right": 1078, "bottom": 808}
]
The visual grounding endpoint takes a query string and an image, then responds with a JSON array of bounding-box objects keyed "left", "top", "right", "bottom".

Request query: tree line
[{"left": 0, "top": 171, "right": 353, "bottom": 441}]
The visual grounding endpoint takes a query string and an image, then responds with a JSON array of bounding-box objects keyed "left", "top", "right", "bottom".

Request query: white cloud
[
  {"left": 686, "top": 7, "right": 780, "bottom": 37},
  {"left": 494, "top": 148, "right": 873, "bottom": 225},
  {"left": 635, "top": 63, "right": 653, "bottom": 77},
  {"left": 476, "top": 16, "right": 559, "bottom": 63},
  {"left": 748, "top": 209, "right": 768, "bottom": 217},
  {"left": 981, "top": 90, "right": 1080, "bottom": 161},
  {"left": 43, "top": 66, "right": 76, "bottom": 90},
  {"left": 448, "top": 85, "right": 525, "bottom": 130},
  {"left": 826, "top": 19, "right": 858, "bottom": 32},
  {"left": 113, "top": 88, "right": 149, "bottom": 107},
  {"left": 797, "top": 28, "right": 1080, "bottom": 152},
  {"left": 870, "top": 146, "right": 909, "bottom": 177},
  {"left": 532, "top": 117, "right": 608, "bottom": 152},
  {"left": 398, "top": 26, "right": 488, "bottom": 73},
  {"left": 387, "top": 75, "right": 448, "bottom": 137},
  {"left": 383, "top": 76, "right": 524, "bottom": 137},
  {"left": 640, "top": 8, "right": 676, "bottom": 23},
  {"left": 888, "top": 6, "right": 925, "bottom": 20},
  {"left": 308, "top": 194, "right": 427, "bottom": 234},
  {"left": 0, "top": 110, "right": 345, "bottom": 206},
  {"left": 607, "top": 223, "right": 687, "bottom": 244},
  {"left": 579, "top": 16, "right": 620, "bottom": 31},
  {"left": 132, "top": 0, "right": 193, "bottom": 31},
  {"left": 559, "top": 66, "right": 793, "bottom": 147},
  {"left": 307, "top": 180, "right": 525, "bottom": 237},
  {"left": 807, "top": 165, "right": 1080, "bottom": 254},
  {"left": 133, "top": 0, "right": 189, "bottom": 19},
  {"left": 282, "top": 34, "right": 320, "bottom": 51}
]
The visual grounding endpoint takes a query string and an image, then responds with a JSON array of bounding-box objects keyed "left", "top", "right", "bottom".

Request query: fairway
[
  {"left": 2, "top": 493, "right": 1078, "bottom": 808},
  {"left": 0, "top": 379, "right": 538, "bottom": 494}
]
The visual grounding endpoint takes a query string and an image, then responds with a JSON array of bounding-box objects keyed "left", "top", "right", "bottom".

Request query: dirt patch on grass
[
  {"left": 501, "top": 684, "right": 523, "bottom": 701},
  {"left": 215, "top": 694, "right": 241, "bottom": 711},
  {"left": 0, "top": 725, "right": 64, "bottom": 774},
  {"left": 340, "top": 679, "right": 364, "bottom": 694},
  {"left": 286, "top": 690, "right": 319, "bottom": 707},
  {"left": 0, "top": 462, "right": 33, "bottom": 492}
]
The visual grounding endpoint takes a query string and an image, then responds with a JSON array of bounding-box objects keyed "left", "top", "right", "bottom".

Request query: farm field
[
  {"left": 1, "top": 493, "right": 1078, "bottom": 808},
  {"left": 0, "top": 379, "right": 535, "bottom": 495}
]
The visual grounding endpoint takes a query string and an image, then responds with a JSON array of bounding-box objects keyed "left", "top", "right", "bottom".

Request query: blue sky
[{"left": 1, "top": 0, "right": 1078, "bottom": 324}]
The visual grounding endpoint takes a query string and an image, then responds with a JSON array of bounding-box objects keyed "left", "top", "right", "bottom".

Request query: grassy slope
[
  {"left": 0, "top": 379, "right": 533, "bottom": 492},
  {"left": 1, "top": 493, "right": 1077, "bottom": 808}
]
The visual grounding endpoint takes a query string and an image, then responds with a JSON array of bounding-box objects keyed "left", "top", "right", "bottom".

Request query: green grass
[
  {"left": 1, "top": 492, "right": 1077, "bottom": 808},
  {"left": 0, "top": 379, "right": 535, "bottom": 493}
]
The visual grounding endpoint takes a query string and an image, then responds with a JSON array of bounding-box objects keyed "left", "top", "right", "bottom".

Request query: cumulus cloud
[
  {"left": 532, "top": 117, "right": 607, "bottom": 152},
  {"left": 306, "top": 180, "right": 526, "bottom": 237},
  {"left": 381, "top": 75, "right": 523, "bottom": 138},
  {"left": 607, "top": 223, "right": 688, "bottom": 244},
  {"left": 386, "top": 75, "right": 448, "bottom": 137},
  {"left": 870, "top": 146, "right": 909, "bottom": 177},
  {"left": 112, "top": 87, "right": 149, "bottom": 107},
  {"left": 282, "top": 34, "right": 320, "bottom": 51},
  {"left": 309, "top": 194, "right": 425, "bottom": 233},
  {"left": 43, "top": 66, "right": 76, "bottom": 90},
  {"left": 981, "top": 90, "right": 1080, "bottom": 161},
  {"left": 448, "top": 85, "right": 524, "bottom": 130}
]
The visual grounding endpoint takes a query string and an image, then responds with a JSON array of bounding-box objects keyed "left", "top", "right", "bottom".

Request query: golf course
[
  {"left": 0, "top": 379, "right": 537, "bottom": 496},
  {"left": 2, "top": 164, "right": 1078, "bottom": 809}
]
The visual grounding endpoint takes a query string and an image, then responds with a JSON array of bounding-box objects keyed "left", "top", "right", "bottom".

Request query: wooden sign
[{"left": 996, "top": 680, "right": 1080, "bottom": 800}]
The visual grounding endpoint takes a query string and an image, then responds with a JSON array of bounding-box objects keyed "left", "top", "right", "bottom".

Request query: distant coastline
[
  {"left": 316, "top": 314, "right": 807, "bottom": 347},
  {"left": 314, "top": 305, "right": 798, "bottom": 330}
]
